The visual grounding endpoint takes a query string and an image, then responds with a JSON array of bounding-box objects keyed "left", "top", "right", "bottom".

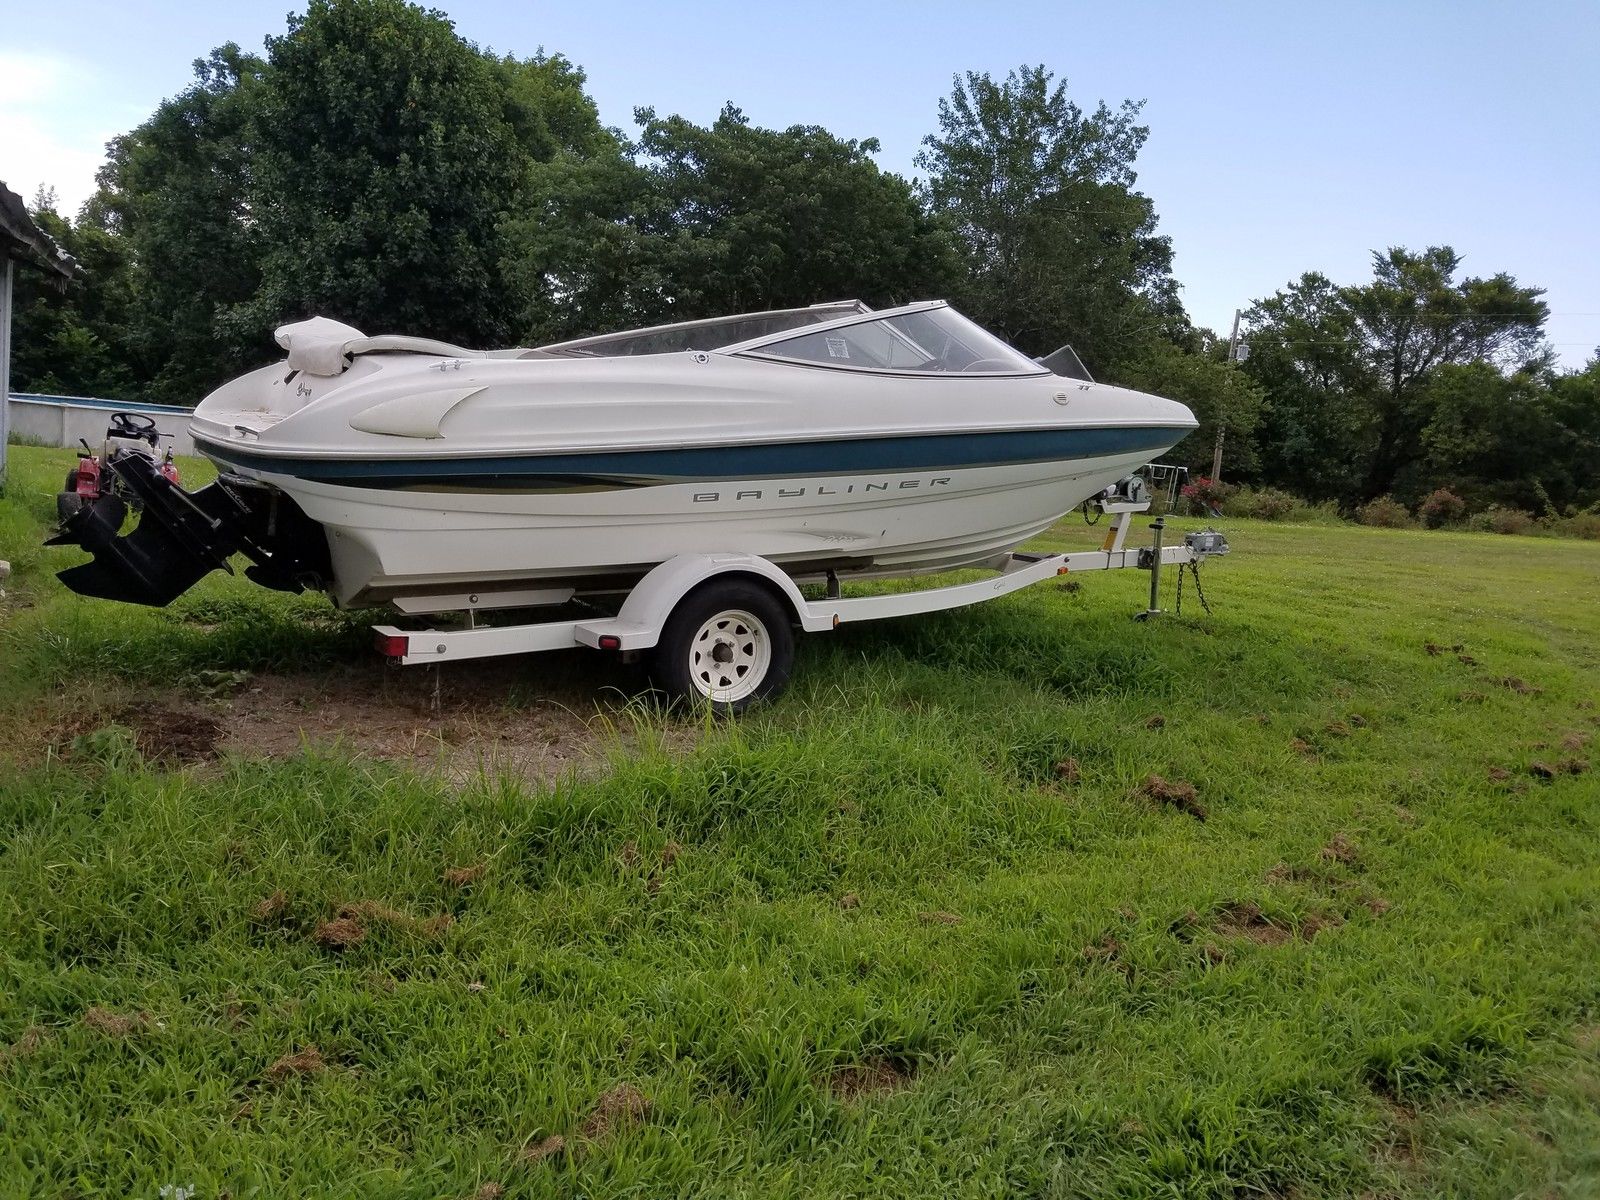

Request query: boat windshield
[
  {"left": 744, "top": 306, "right": 1045, "bottom": 375},
  {"left": 531, "top": 302, "right": 870, "bottom": 359}
]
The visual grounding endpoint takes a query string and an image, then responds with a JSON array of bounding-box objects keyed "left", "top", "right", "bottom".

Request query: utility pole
[{"left": 1211, "top": 308, "right": 1241, "bottom": 482}]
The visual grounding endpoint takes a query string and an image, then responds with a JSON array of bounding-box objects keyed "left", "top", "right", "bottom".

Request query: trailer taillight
[
  {"left": 375, "top": 633, "right": 410, "bottom": 658},
  {"left": 597, "top": 634, "right": 622, "bottom": 650}
]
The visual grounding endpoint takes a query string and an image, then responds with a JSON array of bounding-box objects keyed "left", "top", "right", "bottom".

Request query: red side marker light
[
  {"left": 375, "top": 633, "right": 410, "bottom": 658},
  {"left": 597, "top": 634, "right": 622, "bottom": 651}
]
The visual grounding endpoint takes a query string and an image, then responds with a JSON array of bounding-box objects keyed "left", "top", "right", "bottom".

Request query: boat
[{"left": 50, "top": 299, "right": 1197, "bottom": 613}]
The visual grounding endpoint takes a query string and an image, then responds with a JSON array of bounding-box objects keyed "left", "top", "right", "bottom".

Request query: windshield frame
[
  {"left": 530, "top": 301, "right": 872, "bottom": 359},
  {"left": 726, "top": 301, "right": 1050, "bottom": 378}
]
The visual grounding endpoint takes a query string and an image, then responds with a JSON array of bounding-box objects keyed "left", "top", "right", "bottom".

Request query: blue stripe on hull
[{"left": 197, "top": 425, "right": 1190, "bottom": 491}]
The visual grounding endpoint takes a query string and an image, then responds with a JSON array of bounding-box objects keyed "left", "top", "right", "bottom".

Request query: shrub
[
  {"left": 1227, "top": 488, "right": 1299, "bottom": 521},
  {"left": 1179, "top": 477, "right": 1237, "bottom": 516},
  {"left": 1418, "top": 488, "right": 1467, "bottom": 529},
  {"left": 1549, "top": 511, "right": 1600, "bottom": 540},
  {"left": 1300, "top": 500, "right": 1349, "bottom": 526},
  {"left": 1466, "top": 506, "right": 1536, "bottom": 535},
  {"left": 1356, "top": 496, "right": 1414, "bottom": 529}
]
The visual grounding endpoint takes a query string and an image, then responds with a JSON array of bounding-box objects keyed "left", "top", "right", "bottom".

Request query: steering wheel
[{"left": 110, "top": 411, "right": 159, "bottom": 437}]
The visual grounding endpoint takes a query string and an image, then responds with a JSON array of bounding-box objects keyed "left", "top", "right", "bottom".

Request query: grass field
[{"left": 2, "top": 441, "right": 1599, "bottom": 1199}]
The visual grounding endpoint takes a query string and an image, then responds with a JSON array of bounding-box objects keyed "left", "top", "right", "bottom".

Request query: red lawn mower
[{"left": 57, "top": 411, "right": 181, "bottom": 524}]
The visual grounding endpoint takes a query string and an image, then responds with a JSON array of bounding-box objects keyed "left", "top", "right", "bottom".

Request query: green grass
[{"left": 2, "top": 442, "right": 1599, "bottom": 1198}]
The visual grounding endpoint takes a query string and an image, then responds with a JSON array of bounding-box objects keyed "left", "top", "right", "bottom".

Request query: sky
[{"left": 2, "top": 0, "right": 1597, "bottom": 365}]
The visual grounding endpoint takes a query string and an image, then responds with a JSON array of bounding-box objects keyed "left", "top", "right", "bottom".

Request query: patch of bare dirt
[
  {"left": 1214, "top": 901, "right": 1293, "bottom": 946},
  {"left": 1144, "top": 714, "right": 1166, "bottom": 730},
  {"left": 838, "top": 892, "right": 861, "bottom": 910},
  {"left": 313, "top": 917, "right": 366, "bottom": 950},
  {"left": 0, "top": 1025, "right": 50, "bottom": 1071},
  {"left": 45, "top": 700, "right": 224, "bottom": 764},
  {"left": 112, "top": 704, "right": 223, "bottom": 764},
  {"left": 1289, "top": 737, "right": 1317, "bottom": 756},
  {"left": 1487, "top": 765, "right": 1512, "bottom": 782},
  {"left": 1560, "top": 732, "right": 1590, "bottom": 752},
  {"left": 1324, "top": 720, "right": 1352, "bottom": 738},
  {"left": 252, "top": 890, "right": 291, "bottom": 922},
  {"left": 81, "top": 1006, "right": 149, "bottom": 1037},
  {"left": 1300, "top": 910, "right": 1346, "bottom": 938},
  {"left": 1530, "top": 756, "right": 1588, "bottom": 778},
  {"left": 1054, "top": 757, "right": 1082, "bottom": 783},
  {"left": 314, "top": 901, "right": 452, "bottom": 947},
  {"left": 469, "top": 1184, "right": 506, "bottom": 1199},
  {"left": 1500, "top": 676, "right": 1542, "bottom": 695},
  {"left": 1082, "top": 933, "right": 1123, "bottom": 963},
  {"left": 579, "top": 1084, "right": 652, "bottom": 1139},
  {"left": 443, "top": 863, "right": 488, "bottom": 888},
  {"left": 821, "top": 1056, "right": 915, "bottom": 1102},
  {"left": 1320, "top": 833, "right": 1360, "bottom": 865},
  {"left": 265, "top": 1045, "right": 326, "bottom": 1081},
  {"left": 190, "top": 661, "right": 693, "bottom": 788},
  {"left": 519, "top": 1135, "right": 565, "bottom": 1165},
  {"left": 1137, "top": 774, "right": 1207, "bottom": 821},
  {"left": 17, "top": 657, "right": 699, "bottom": 784}
]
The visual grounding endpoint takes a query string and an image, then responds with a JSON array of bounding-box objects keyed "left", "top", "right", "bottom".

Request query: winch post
[{"left": 1138, "top": 517, "right": 1166, "bottom": 621}]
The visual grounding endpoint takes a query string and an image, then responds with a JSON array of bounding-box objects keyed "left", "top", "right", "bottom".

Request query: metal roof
[{"left": 0, "top": 180, "right": 77, "bottom": 282}]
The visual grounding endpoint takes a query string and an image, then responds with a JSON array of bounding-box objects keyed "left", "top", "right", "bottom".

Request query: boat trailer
[{"left": 370, "top": 487, "right": 1229, "bottom": 711}]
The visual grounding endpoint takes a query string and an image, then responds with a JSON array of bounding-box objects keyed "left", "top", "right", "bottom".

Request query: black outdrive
[{"left": 49, "top": 417, "right": 332, "bottom": 606}]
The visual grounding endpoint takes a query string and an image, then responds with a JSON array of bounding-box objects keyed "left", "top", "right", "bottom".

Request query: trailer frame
[{"left": 372, "top": 503, "right": 1228, "bottom": 675}]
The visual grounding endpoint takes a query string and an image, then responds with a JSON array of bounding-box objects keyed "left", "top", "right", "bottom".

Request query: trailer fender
[{"left": 575, "top": 553, "right": 826, "bottom": 652}]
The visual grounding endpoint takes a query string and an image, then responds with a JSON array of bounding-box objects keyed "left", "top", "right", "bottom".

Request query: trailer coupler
[{"left": 47, "top": 450, "right": 330, "bottom": 606}]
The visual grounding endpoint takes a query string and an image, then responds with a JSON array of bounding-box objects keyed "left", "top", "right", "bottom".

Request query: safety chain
[{"left": 1175, "top": 559, "right": 1212, "bottom": 616}]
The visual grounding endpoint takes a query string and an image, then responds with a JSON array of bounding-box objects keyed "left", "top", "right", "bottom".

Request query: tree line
[{"left": 12, "top": 0, "right": 1598, "bottom": 518}]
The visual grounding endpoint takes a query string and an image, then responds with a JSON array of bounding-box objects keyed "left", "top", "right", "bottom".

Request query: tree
[
  {"left": 1112, "top": 339, "right": 1264, "bottom": 479},
  {"left": 1241, "top": 272, "right": 1378, "bottom": 503},
  {"left": 7, "top": 194, "right": 137, "bottom": 399},
  {"left": 506, "top": 104, "right": 959, "bottom": 343},
  {"left": 244, "top": 0, "right": 537, "bottom": 346},
  {"left": 1417, "top": 358, "right": 1600, "bottom": 513},
  {"left": 89, "top": 44, "right": 266, "bottom": 403},
  {"left": 915, "top": 66, "right": 1183, "bottom": 372},
  {"left": 631, "top": 104, "right": 956, "bottom": 318},
  {"left": 1242, "top": 248, "right": 1549, "bottom": 503},
  {"left": 1345, "top": 247, "right": 1547, "bottom": 498},
  {"left": 502, "top": 143, "right": 673, "bottom": 343}
]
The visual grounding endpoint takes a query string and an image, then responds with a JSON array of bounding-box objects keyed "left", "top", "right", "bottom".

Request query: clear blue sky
[{"left": 4, "top": 0, "right": 1597, "bottom": 364}]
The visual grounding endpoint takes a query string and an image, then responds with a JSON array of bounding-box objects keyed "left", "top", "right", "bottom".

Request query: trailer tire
[{"left": 650, "top": 578, "right": 794, "bottom": 714}]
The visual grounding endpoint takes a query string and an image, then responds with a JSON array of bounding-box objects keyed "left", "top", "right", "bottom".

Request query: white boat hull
[{"left": 250, "top": 448, "right": 1153, "bottom": 607}]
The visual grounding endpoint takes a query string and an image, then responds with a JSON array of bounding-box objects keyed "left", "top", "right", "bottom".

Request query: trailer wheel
[
  {"left": 651, "top": 579, "right": 794, "bottom": 714},
  {"left": 57, "top": 469, "right": 85, "bottom": 523}
]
